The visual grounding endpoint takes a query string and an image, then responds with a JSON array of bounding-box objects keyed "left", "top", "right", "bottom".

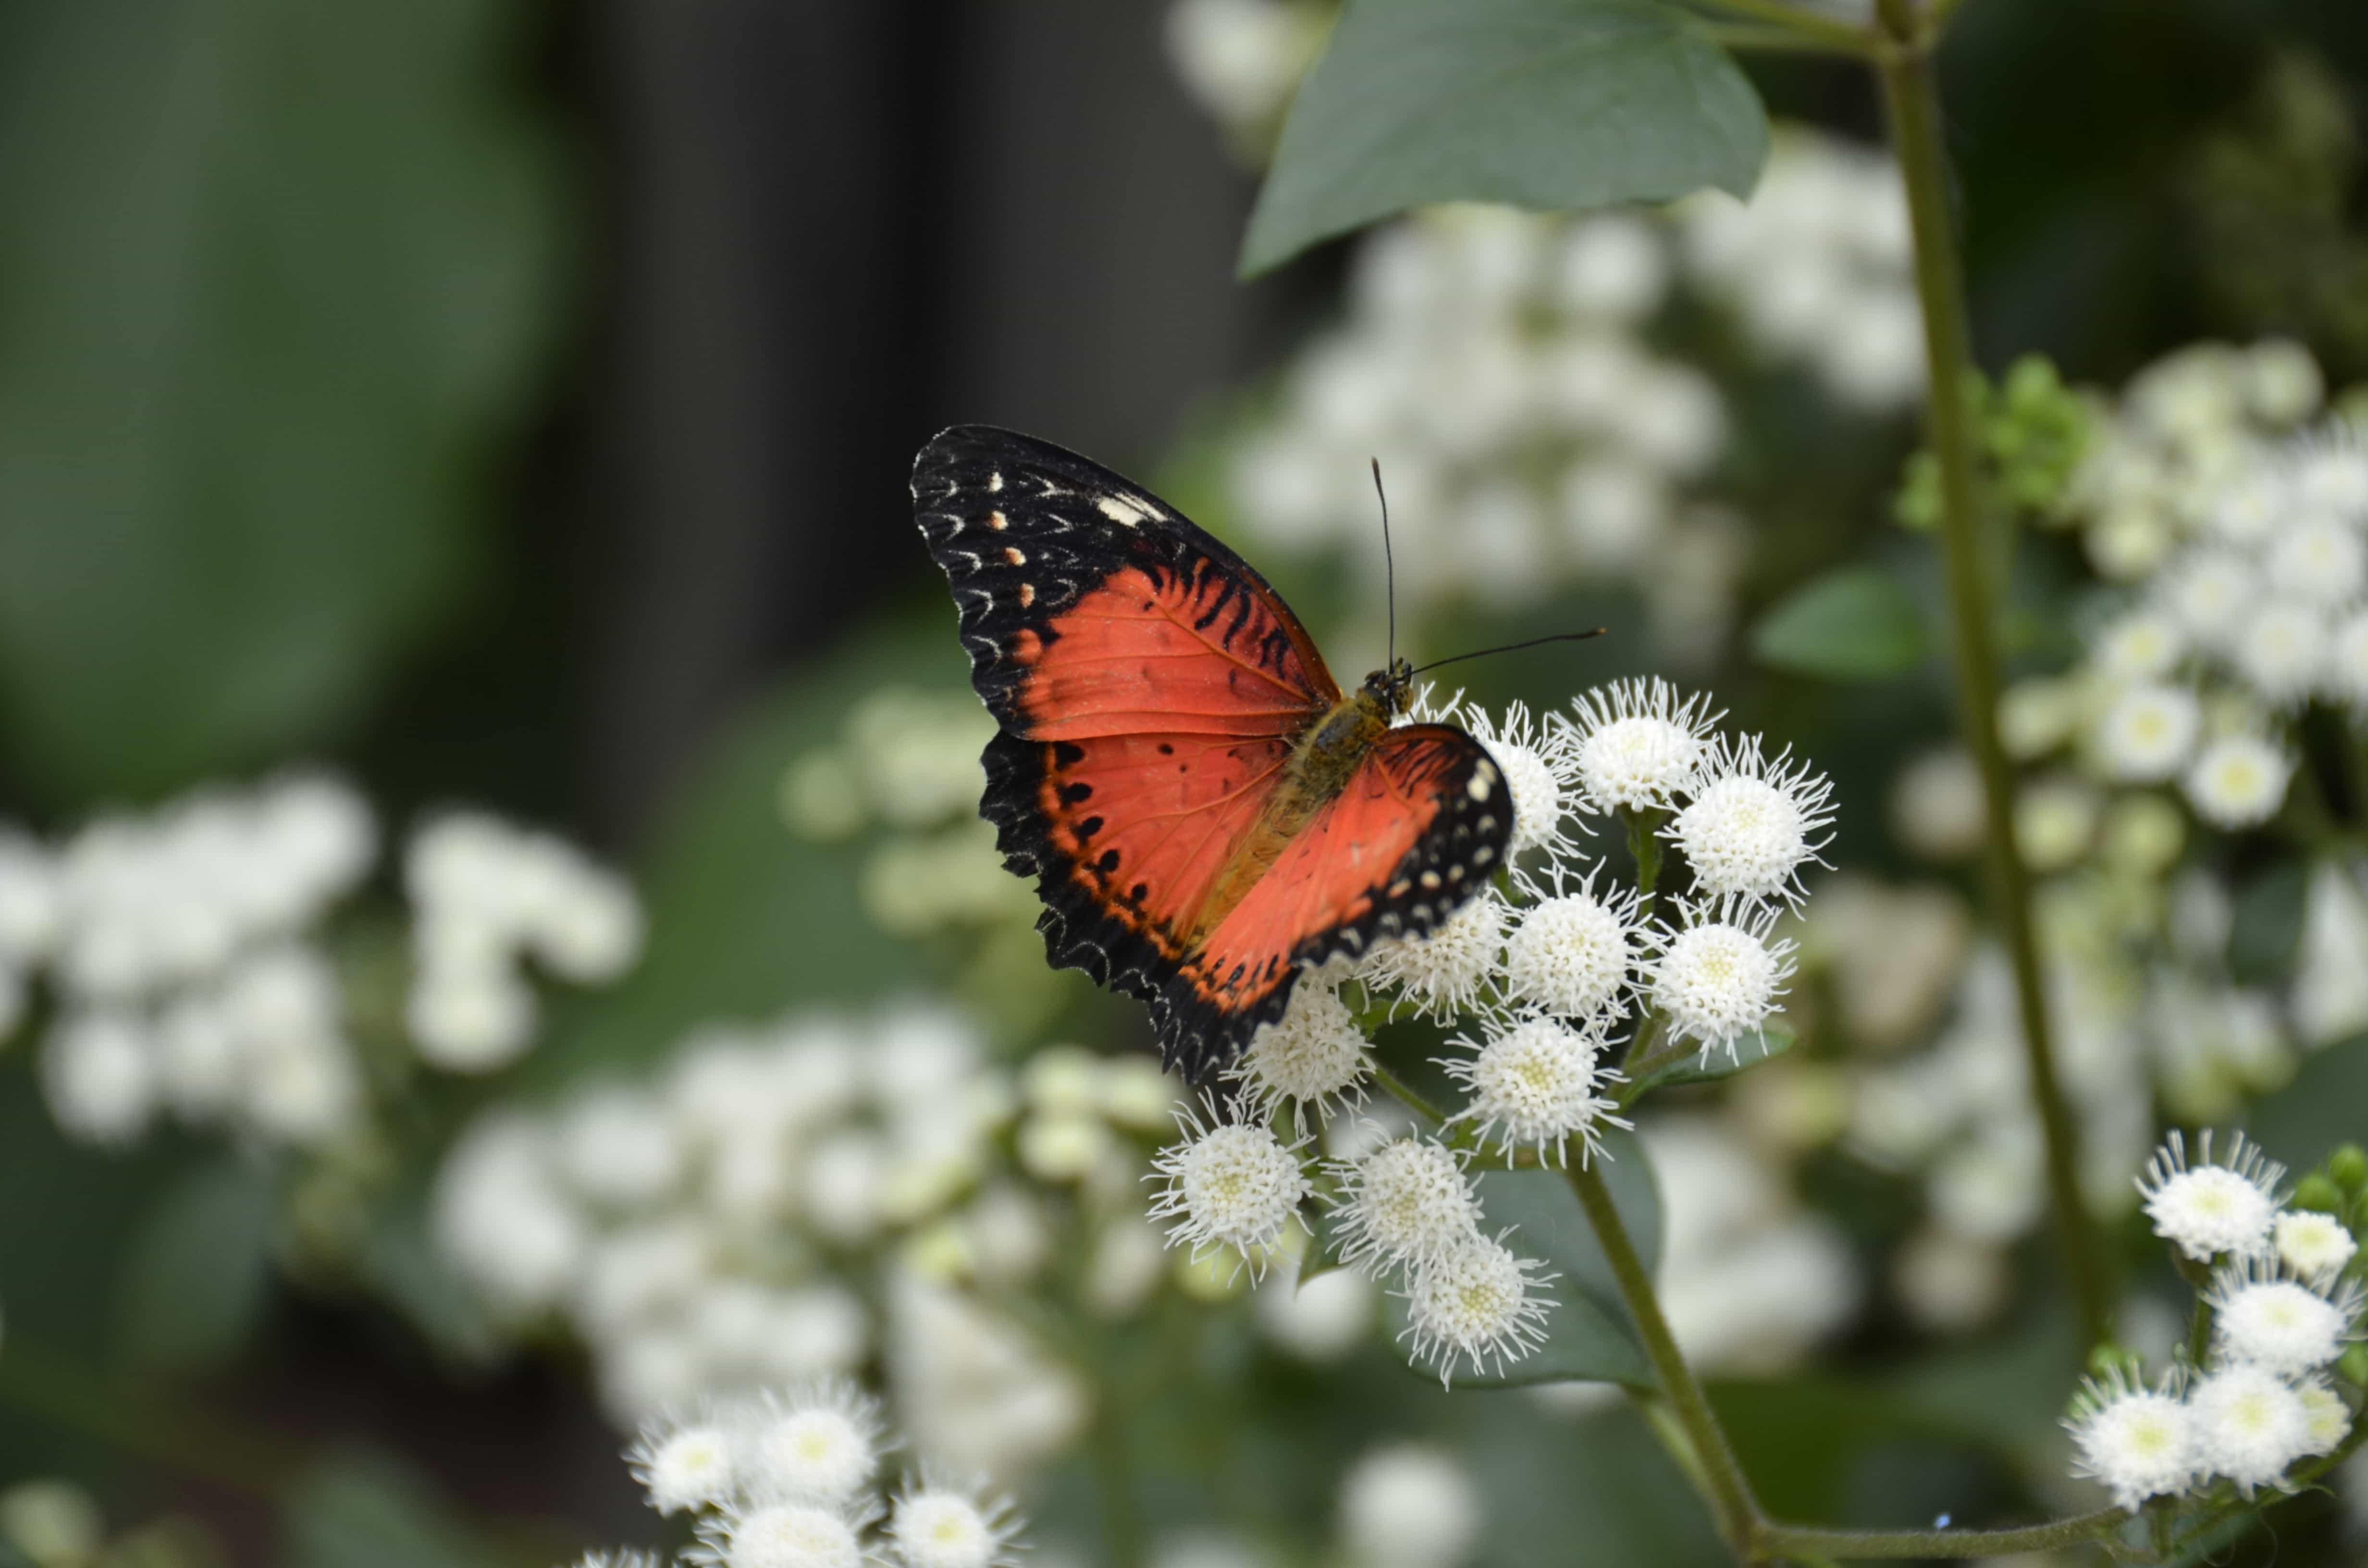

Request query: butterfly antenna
[
  {"left": 1408, "top": 627, "right": 1608, "bottom": 677},
  {"left": 1371, "top": 457, "right": 1396, "bottom": 672}
]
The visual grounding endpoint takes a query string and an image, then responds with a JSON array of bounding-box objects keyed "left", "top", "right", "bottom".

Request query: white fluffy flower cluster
[
  {"left": 1221, "top": 204, "right": 1743, "bottom": 658},
  {"left": 0, "top": 775, "right": 375, "bottom": 1148},
  {"left": 1677, "top": 129, "right": 1924, "bottom": 411},
  {"left": 406, "top": 811, "right": 643, "bottom": 1071},
  {"left": 1140, "top": 679, "right": 1841, "bottom": 1385},
  {"left": 2010, "top": 341, "right": 2368, "bottom": 834},
  {"left": 1845, "top": 947, "right": 2156, "bottom": 1326},
  {"left": 582, "top": 1380, "right": 1023, "bottom": 1568},
  {"left": 434, "top": 1009, "right": 1141, "bottom": 1470},
  {"left": 2063, "top": 1130, "right": 2362, "bottom": 1514}
]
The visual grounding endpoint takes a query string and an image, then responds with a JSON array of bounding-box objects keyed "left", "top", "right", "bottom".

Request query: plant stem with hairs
[{"left": 1869, "top": 0, "right": 2113, "bottom": 1351}]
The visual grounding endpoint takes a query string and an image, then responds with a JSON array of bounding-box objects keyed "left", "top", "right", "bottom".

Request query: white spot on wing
[{"left": 1097, "top": 492, "right": 1156, "bottom": 527}]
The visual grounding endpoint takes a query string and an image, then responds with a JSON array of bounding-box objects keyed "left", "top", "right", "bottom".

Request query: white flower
[
  {"left": 2182, "top": 735, "right": 2292, "bottom": 829},
  {"left": 1338, "top": 1444, "right": 1481, "bottom": 1568},
  {"left": 1398, "top": 1231, "right": 1556, "bottom": 1383},
  {"left": 703, "top": 1501, "right": 870, "bottom": 1568},
  {"left": 1554, "top": 216, "right": 1668, "bottom": 321},
  {"left": 1566, "top": 678, "right": 1720, "bottom": 812},
  {"left": 558, "top": 1087, "right": 687, "bottom": 1209},
  {"left": 629, "top": 1416, "right": 738, "bottom": 1515},
  {"left": 2137, "top": 1129, "right": 2284, "bottom": 1261},
  {"left": 2275, "top": 1209, "right": 2359, "bottom": 1283},
  {"left": 2209, "top": 1258, "right": 2360, "bottom": 1376},
  {"left": 407, "top": 963, "right": 537, "bottom": 1071},
  {"left": 745, "top": 1382, "right": 885, "bottom": 1504},
  {"left": 41, "top": 1011, "right": 156, "bottom": 1145},
  {"left": 1645, "top": 901, "right": 1793, "bottom": 1060},
  {"left": 1443, "top": 1016, "right": 1625, "bottom": 1164},
  {"left": 2297, "top": 1376, "right": 2353, "bottom": 1456},
  {"left": 2328, "top": 610, "right": 2368, "bottom": 710},
  {"left": 2233, "top": 602, "right": 2330, "bottom": 705},
  {"left": 2156, "top": 548, "right": 2258, "bottom": 649},
  {"left": 1146, "top": 1101, "right": 1309, "bottom": 1274},
  {"left": 1256, "top": 1265, "right": 1376, "bottom": 1361},
  {"left": 1458, "top": 701, "right": 1583, "bottom": 860},
  {"left": 2268, "top": 514, "right": 2368, "bottom": 606},
  {"left": 1234, "top": 978, "right": 1369, "bottom": 1126},
  {"left": 1357, "top": 891, "right": 1505, "bottom": 1022},
  {"left": 887, "top": 1482, "right": 1019, "bottom": 1568},
  {"left": 2207, "top": 469, "right": 2284, "bottom": 545},
  {"left": 1665, "top": 735, "right": 1833, "bottom": 906},
  {"left": 1327, "top": 1138, "right": 1481, "bottom": 1273},
  {"left": 2064, "top": 1363, "right": 2194, "bottom": 1513},
  {"left": 2285, "top": 423, "right": 2368, "bottom": 521},
  {"left": 2189, "top": 1363, "right": 2313, "bottom": 1496},
  {"left": 2095, "top": 610, "right": 2186, "bottom": 683},
  {"left": 2096, "top": 684, "right": 2200, "bottom": 783},
  {"left": 1501, "top": 878, "right": 1637, "bottom": 1019}
]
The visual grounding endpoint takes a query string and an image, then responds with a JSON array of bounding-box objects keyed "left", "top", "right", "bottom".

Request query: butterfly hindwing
[{"left": 1151, "top": 725, "right": 1511, "bottom": 1076}]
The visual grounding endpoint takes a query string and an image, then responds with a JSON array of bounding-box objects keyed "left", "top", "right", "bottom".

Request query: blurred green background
[{"left": 2, "top": 0, "right": 2368, "bottom": 1563}]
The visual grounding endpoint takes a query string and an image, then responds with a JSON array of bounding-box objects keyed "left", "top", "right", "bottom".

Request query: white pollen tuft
[
  {"left": 2064, "top": 1362, "right": 2195, "bottom": 1513},
  {"left": 1146, "top": 1098, "right": 1310, "bottom": 1277},
  {"left": 1443, "top": 1016, "right": 1627, "bottom": 1164},
  {"left": 2183, "top": 735, "right": 2292, "bottom": 830},
  {"left": 1665, "top": 734, "right": 1833, "bottom": 906},
  {"left": 2136, "top": 1129, "right": 2284, "bottom": 1261},
  {"left": 1233, "top": 977, "right": 1371, "bottom": 1127},
  {"left": 1327, "top": 1137, "right": 1482, "bottom": 1274},
  {"left": 1501, "top": 876, "right": 1638, "bottom": 1020},
  {"left": 2188, "top": 1363, "right": 2313, "bottom": 1497},
  {"left": 1566, "top": 677, "right": 1721, "bottom": 812},
  {"left": 1397, "top": 1229, "right": 1556, "bottom": 1383},
  {"left": 1644, "top": 900, "right": 1793, "bottom": 1060}
]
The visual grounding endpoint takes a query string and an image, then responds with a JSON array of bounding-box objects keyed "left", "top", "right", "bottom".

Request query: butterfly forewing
[{"left": 913, "top": 426, "right": 1511, "bottom": 1077}]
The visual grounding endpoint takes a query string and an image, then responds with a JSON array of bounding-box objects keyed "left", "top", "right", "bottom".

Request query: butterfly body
[{"left": 912, "top": 426, "right": 1510, "bottom": 1078}]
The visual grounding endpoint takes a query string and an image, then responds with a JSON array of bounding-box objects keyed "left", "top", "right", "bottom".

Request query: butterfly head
[{"left": 1360, "top": 657, "right": 1417, "bottom": 718}]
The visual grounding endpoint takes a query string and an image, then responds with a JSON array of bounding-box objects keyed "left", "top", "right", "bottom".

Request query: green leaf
[
  {"left": 285, "top": 1455, "right": 503, "bottom": 1568},
  {"left": 1625, "top": 1021, "right": 1796, "bottom": 1103},
  {"left": 2227, "top": 859, "right": 2308, "bottom": 986},
  {"left": 1383, "top": 1127, "right": 1661, "bottom": 1388},
  {"left": 0, "top": 0, "right": 567, "bottom": 801},
  {"left": 110, "top": 1157, "right": 275, "bottom": 1372},
  {"left": 1751, "top": 566, "right": 1930, "bottom": 681},
  {"left": 1239, "top": 0, "right": 1766, "bottom": 275}
]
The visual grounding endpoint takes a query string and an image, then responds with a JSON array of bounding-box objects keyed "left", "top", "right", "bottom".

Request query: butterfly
[{"left": 911, "top": 426, "right": 1513, "bottom": 1080}]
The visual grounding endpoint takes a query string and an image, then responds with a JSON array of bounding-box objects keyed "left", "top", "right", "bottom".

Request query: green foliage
[
  {"left": 2227, "top": 859, "right": 2308, "bottom": 985},
  {"left": 1893, "top": 356, "right": 2090, "bottom": 531},
  {"left": 109, "top": 1158, "right": 276, "bottom": 1373},
  {"left": 1239, "top": 0, "right": 1765, "bottom": 275},
  {"left": 531, "top": 615, "right": 1065, "bottom": 1089},
  {"left": 0, "top": 0, "right": 568, "bottom": 803},
  {"left": 1625, "top": 1022, "right": 1796, "bottom": 1102},
  {"left": 1384, "top": 1128, "right": 1662, "bottom": 1388},
  {"left": 284, "top": 1455, "right": 502, "bottom": 1568},
  {"left": 1750, "top": 568, "right": 1928, "bottom": 682}
]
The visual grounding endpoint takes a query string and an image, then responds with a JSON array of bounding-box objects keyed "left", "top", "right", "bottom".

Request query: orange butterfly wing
[
  {"left": 914, "top": 427, "right": 1510, "bottom": 1076},
  {"left": 1159, "top": 725, "right": 1511, "bottom": 1058}
]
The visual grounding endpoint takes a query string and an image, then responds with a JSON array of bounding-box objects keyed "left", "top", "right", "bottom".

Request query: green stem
[
  {"left": 1757, "top": 1508, "right": 2127, "bottom": 1561},
  {"left": 1089, "top": 1386, "right": 1148, "bottom": 1568},
  {"left": 1626, "top": 808, "right": 1668, "bottom": 922},
  {"left": 1372, "top": 1064, "right": 1448, "bottom": 1125},
  {"left": 1567, "top": 1160, "right": 1762, "bottom": 1556},
  {"left": 1872, "top": 3, "right": 2110, "bottom": 1352}
]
